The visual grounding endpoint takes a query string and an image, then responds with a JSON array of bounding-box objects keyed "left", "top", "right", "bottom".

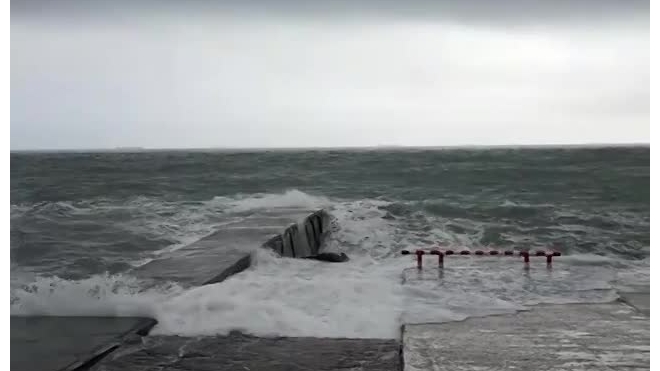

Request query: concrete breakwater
[
  {"left": 87, "top": 293, "right": 650, "bottom": 371},
  {"left": 10, "top": 207, "right": 650, "bottom": 371},
  {"left": 132, "top": 208, "right": 331, "bottom": 286},
  {"left": 262, "top": 209, "right": 329, "bottom": 259},
  {"left": 202, "top": 209, "right": 332, "bottom": 285},
  {"left": 11, "top": 209, "right": 333, "bottom": 371}
]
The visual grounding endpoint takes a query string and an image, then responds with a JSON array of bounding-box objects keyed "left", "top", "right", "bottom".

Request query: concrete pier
[
  {"left": 10, "top": 316, "right": 156, "bottom": 371},
  {"left": 65, "top": 293, "right": 647, "bottom": 371},
  {"left": 402, "top": 295, "right": 650, "bottom": 371},
  {"left": 11, "top": 208, "right": 649, "bottom": 371},
  {"left": 132, "top": 209, "right": 330, "bottom": 286},
  {"left": 93, "top": 332, "right": 400, "bottom": 371},
  {"left": 11, "top": 209, "right": 332, "bottom": 371}
]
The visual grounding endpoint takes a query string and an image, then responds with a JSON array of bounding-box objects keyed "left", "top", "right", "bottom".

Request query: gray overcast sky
[{"left": 11, "top": 0, "right": 649, "bottom": 149}]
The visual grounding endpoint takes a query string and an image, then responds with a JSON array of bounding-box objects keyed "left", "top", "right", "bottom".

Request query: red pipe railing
[{"left": 401, "top": 248, "right": 561, "bottom": 269}]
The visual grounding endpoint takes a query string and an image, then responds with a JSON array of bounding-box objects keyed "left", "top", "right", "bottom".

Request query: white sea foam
[
  {"left": 10, "top": 190, "right": 649, "bottom": 339},
  {"left": 10, "top": 273, "right": 182, "bottom": 318},
  {"left": 207, "top": 189, "right": 333, "bottom": 213}
]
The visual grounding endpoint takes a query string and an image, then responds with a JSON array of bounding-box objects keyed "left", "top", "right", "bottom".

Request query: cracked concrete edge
[{"left": 59, "top": 318, "right": 159, "bottom": 371}]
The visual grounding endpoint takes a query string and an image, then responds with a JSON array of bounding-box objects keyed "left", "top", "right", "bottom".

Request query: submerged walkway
[
  {"left": 11, "top": 209, "right": 330, "bottom": 371},
  {"left": 10, "top": 208, "right": 650, "bottom": 371},
  {"left": 132, "top": 208, "right": 328, "bottom": 286}
]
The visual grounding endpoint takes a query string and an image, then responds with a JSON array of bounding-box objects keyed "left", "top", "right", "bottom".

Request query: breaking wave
[{"left": 10, "top": 190, "right": 649, "bottom": 339}]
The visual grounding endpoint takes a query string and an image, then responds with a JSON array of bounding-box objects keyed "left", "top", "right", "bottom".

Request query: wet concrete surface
[
  {"left": 92, "top": 332, "right": 400, "bottom": 371},
  {"left": 132, "top": 212, "right": 310, "bottom": 286},
  {"left": 11, "top": 209, "right": 334, "bottom": 371},
  {"left": 402, "top": 295, "right": 650, "bottom": 371},
  {"left": 132, "top": 209, "right": 326, "bottom": 286},
  {"left": 10, "top": 316, "right": 156, "bottom": 371}
]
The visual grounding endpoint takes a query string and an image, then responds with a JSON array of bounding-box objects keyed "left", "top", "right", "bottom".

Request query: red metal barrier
[
  {"left": 430, "top": 250, "right": 444, "bottom": 267},
  {"left": 416, "top": 250, "right": 425, "bottom": 269},
  {"left": 400, "top": 248, "right": 561, "bottom": 269},
  {"left": 522, "top": 251, "right": 530, "bottom": 263}
]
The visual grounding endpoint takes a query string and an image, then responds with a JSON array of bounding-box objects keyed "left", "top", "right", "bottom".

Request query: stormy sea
[{"left": 10, "top": 146, "right": 649, "bottom": 339}]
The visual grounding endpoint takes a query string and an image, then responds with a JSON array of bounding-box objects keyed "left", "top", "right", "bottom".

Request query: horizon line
[{"left": 9, "top": 142, "right": 651, "bottom": 153}]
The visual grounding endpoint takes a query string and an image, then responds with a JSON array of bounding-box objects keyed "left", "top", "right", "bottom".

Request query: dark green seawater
[{"left": 10, "top": 147, "right": 650, "bottom": 336}]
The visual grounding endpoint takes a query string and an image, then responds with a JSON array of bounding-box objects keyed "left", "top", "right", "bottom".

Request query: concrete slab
[
  {"left": 132, "top": 226, "right": 284, "bottom": 286},
  {"left": 9, "top": 210, "right": 332, "bottom": 370},
  {"left": 10, "top": 316, "right": 156, "bottom": 371},
  {"left": 132, "top": 210, "right": 322, "bottom": 286},
  {"left": 402, "top": 299, "right": 649, "bottom": 371},
  {"left": 92, "top": 332, "right": 400, "bottom": 371}
]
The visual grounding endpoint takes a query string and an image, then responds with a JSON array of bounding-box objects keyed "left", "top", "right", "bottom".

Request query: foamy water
[{"left": 10, "top": 190, "right": 649, "bottom": 339}]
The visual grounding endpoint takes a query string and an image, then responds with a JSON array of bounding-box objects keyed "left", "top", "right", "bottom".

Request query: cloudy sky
[{"left": 11, "top": 0, "right": 649, "bottom": 149}]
